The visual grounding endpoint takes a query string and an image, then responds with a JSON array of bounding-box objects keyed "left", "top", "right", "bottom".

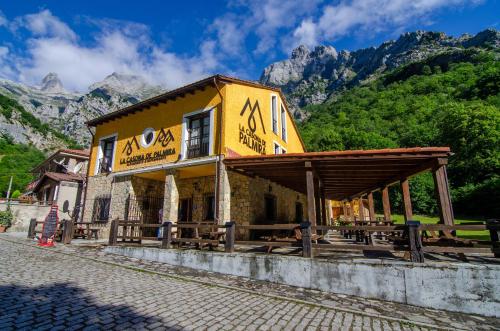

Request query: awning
[{"left": 224, "top": 147, "right": 452, "bottom": 200}]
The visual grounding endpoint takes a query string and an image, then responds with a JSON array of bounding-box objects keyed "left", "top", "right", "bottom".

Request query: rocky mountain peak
[
  {"left": 260, "top": 28, "right": 499, "bottom": 119},
  {"left": 88, "top": 72, "right": 160, "bottom": 98},
  {"left": 291, "top": 45, "right": 310, "bottom": 61},
  {"left": 40, "top": 72, "right": 65, "bottom": 93}
]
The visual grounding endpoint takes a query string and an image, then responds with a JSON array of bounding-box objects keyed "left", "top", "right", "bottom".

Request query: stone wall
[
  {"left": 84, "top": 167, "right": 310, "bottom": 240},
  {"left": 106, "top": 246, "right": 500, "bottom": 318},
  {"left": 0, "top": 202, "right": 52, "bottom": 232}
]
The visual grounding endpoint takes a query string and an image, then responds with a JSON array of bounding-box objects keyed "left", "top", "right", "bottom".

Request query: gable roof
[
  {"left": 86, "top": 74, "right": 306, "bottom": 151},
  {"left": 31, "top": 149, "right": 89, "bottom": 173},
  {"left": 32, "top": 172, "right": 84, "bottom": 193},
  {"left": 86, "top": 75, "right": 278, "bottom": 121}
]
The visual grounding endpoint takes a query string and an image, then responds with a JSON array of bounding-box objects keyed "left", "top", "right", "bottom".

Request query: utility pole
[{"left": 6, "top": 175, "right": 13, "bottom": 206}]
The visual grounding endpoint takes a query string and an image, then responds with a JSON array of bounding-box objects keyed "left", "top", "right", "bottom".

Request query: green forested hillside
[
  {"left": 0, "top": 136, "right": 46, "bottom": 197},
  {"left": 300, "top": 49, "right": 499, "bottom": 218}
]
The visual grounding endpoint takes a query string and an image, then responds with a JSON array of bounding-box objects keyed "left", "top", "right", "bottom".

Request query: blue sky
[{"left": 0, "top": 0, "right": 498, "bottom": 92}]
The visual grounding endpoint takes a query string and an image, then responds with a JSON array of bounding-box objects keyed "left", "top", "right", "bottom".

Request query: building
[
  {"left": 29, "top": 148, "right": 89, "bottom": 218},
  {"left": 83, "top": 75, "right": 455, "bottom": 238},
  {"left": 83, "top": 75, "right": 311, "bottom": 238}
]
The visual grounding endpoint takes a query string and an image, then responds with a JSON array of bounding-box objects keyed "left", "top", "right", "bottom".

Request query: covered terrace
[{"left": 224, "top": 147, "right": 455, "bottom": 227}]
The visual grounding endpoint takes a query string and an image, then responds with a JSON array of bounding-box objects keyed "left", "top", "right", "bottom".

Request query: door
[
  {"left": 178, "top": 198, "right": 193, "bottom": 238},
  {"left": 295, "top": 202, "right": 304, "bottom": 223}
]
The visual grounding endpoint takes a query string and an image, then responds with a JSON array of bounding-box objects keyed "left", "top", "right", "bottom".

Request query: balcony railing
[
  {"left": 97, "top": 157, "right": 112, "bottom": 174},
  {"left": 186, "top": 137, "right": 209, "bottom": 159}
]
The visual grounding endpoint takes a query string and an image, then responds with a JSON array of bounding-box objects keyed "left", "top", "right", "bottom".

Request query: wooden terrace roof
[{"left": 224, "top": 147, "right": 452, "bottom": 200}]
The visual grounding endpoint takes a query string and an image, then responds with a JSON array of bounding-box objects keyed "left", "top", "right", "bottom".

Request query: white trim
[
  {"left": 181, "top": 107, "right": 215, "bottom": 160},
  {"left": 53, "top": 184, "right": 60, "bottom": 201},
  {"left": 280, "top": 103, "right": 287, "bottom": 142},
  {"left": 94, "top": 133, "right": 118, "bottom": 175},
  {"left": 270, "top": 94, "right": 279, "bottom": 135},
  {"left": 111, "top": 155, "right": 218, "bottom": 177},
  {"left": 273, "top": 141, "right": 281, "bottom": 155}
]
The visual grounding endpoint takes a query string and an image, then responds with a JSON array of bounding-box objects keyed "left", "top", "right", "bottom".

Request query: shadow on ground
[{"left": 0, "top": 283, "right": 177, "bottom": 330}]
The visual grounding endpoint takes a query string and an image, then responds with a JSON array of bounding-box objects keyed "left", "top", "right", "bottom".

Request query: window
[
  {"left": 92, "top": 194, "right": 111, "bottom": 222},
  {"left": 271, "top": 95, "right": 278, "bottom": 134},
  {"left": 280, "top": 104, "right": 287, "bottom": 141},
  {"left": 274, "top": 143, "right": 280, "bottom": 155},
  {"left": 141, "top": 127, "right": 155, "bottom": 148},
  {"left": 97, "top": 136, "right": 115, "bottom": 174},
  {"left": 186, "top": 113, "right": 210, "bottom": 159},
  {"left": 204, "top": 195, "right": 215, "bottom": 221},
  {"left": 281, "top": 147, "right": 287, "bottom": 154}
]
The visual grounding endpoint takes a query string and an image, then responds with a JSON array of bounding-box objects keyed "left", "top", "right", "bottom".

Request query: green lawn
[{"left": 391, "top": 214, "right": 491, "bottom": 241}]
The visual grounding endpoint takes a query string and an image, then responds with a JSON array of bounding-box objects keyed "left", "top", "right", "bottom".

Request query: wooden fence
[
  {"left": 108, "top": 219, "right": 500, "bottom": 263},
  {"left": 27, "top": 219, "right": 100, "bottom": 244}
]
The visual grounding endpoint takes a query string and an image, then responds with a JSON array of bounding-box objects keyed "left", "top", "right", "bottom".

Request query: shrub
[{"left": 0, "top": 208, "right": 13, "bottom": 227}]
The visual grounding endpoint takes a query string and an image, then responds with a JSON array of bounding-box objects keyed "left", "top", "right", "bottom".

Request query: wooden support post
[
  {"left": 401, "top": 178, "right": 413, "bottom": 224},
  {"left": 62, "top": 220, "right": 74, "bottom": 244},
  {"left": 301, "top": 222, "right": 312, "bottom": 258},
  {"left": 161, "top": 221, "right": 172, "bottom": 249},
  {"left": 320, "top": 184, "right": 327, "bottom": 226},
  {"left": 367, "top": 193, "right": 376, "bottom": 222},
  {"left": 314, "top": 177, "right": 321, "bottom": 226},
  {"left": 486, "top": 219, "right": 500, "bottom": 258},
  {"left": 349, "top": 200, "right": 356, "bottom": 223},
  {"left": 109, "top": 219, "right": 119, "bottom": 246},
  {"left": 305, "top": 162, "right": 316, "bottom": 227},
  {"left": 224, "top": 221, "right": 235, "bottom": 253},
  {"left": 358, "top": 197, "right": 365, "bottom": 222},
  {"left": 342, "top": 201, "right": 348, "bottom": 221},
  {"left": 407, "top": 221, "right": 424, "bottom": 263},
  {"left": 382, "top": 187, "right": 391, "bottom": 222},
  {"left": 433, "top": 163, "right": 454, "bottom": 225},
  {"left": 28, "top": 218, "right": 37, "bottom": 238}
]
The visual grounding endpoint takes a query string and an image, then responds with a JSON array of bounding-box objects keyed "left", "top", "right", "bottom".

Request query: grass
[{"left": 391, "top": 214, "right": 491, "bottom": 241}]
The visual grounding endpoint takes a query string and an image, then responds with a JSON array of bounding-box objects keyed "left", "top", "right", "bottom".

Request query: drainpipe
[
  {"left": 213, "top": 77, "right": 224, "bottom": 224},
  {"left": 80, "top": 126, "right": 95, "bottom": 222}
]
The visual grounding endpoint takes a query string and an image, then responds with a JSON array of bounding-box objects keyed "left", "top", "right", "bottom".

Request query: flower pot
[{"left": 0, "top": 225, "right": 6, "bottom": 233}]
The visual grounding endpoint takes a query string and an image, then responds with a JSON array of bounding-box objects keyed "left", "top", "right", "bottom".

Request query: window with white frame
[
  {"left": 280, "top": 104, "right": 287, "bottom": 141},
  {"left": 96, "top": 135, "right": 116, "bottom": 174},
  {"left": 181, "top": 108, "right": 214, "bottom": 160},
  {"left": 281, "top": 147, "right": 287, "bottom": 154},
  {"left": 271, "top": 95, "right": 278, "bottom": 134}
]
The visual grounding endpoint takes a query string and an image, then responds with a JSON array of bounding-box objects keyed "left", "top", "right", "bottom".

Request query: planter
[{"left": 0, "top": 225, "right": 6, "bottom": 233}]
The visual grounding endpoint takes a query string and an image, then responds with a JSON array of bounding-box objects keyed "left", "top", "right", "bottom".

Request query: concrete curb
[{"left": 0, "top": 236, "right": 462, "bottom": 330}]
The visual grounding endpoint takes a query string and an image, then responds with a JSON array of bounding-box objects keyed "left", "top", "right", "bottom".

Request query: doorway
[{"left": 295, "top": 202, "right": 304, "bottom": 223}]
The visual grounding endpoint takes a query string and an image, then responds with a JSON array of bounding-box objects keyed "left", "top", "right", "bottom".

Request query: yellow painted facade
[{"left": 88, "top": 79, "right": 305, "bottom": 177}]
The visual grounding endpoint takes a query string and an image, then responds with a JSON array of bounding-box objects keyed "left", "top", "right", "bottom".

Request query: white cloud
[
  {"left": 3, "top": 10, "right": 222, "bottom": 92},
  {"left": 291, "top": 19, "right": 319, "bottom": 49},
  {"left": 13, "top": 9, "right": 77, "bottom": 41},
  {"left": 292, "top": 0, "right": 483, "bottom": 47}
]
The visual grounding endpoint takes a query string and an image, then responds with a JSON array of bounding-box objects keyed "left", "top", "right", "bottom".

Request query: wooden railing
[
  {"left": 28, "top": 219, "right": 99, "bottom": 244},
  {"left": 108, "top": 219, "right": 500, "bottom": 263}
]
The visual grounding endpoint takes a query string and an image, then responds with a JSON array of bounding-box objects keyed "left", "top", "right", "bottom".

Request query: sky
[{"left": 0, "top": 0, "right": 498, "bottom": 92}]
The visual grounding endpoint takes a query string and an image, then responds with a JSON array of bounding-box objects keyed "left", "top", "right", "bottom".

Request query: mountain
[
  {"left": 0, "top": 72, "right": 162, "bottom": 150},
  {"left": 260, "top": 28, "right": 499, "bottom": 119}
]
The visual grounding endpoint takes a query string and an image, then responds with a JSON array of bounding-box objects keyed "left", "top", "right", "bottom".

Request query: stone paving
[{"left": 0, "top": 235, "right": 499, "bottom": 331}]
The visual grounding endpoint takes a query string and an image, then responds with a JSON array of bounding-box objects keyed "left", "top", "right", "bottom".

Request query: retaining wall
[
  {"left": 0, "top": 202, "right": 51, "bottom": 231},
  {"left": 105, "top": 246, "right": 500, "bottom": 317}
]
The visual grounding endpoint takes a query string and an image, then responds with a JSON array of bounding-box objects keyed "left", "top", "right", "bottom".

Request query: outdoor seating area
[{"left": 104, "top": 218, "right": 500, "bottom": 263}]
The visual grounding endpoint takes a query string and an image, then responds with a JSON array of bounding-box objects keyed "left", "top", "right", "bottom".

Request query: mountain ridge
[{"left": 260, "top": 28, "right": 499, "bottom": 119}]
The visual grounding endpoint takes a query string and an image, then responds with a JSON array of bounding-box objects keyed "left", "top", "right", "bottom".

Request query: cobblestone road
[{"left": 0, "top": 237, "right": 497, "bottom": 331}]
